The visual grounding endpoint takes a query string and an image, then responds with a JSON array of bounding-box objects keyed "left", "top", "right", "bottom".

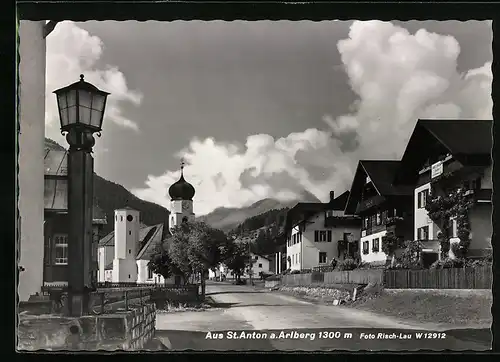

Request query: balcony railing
[{"left": 361, "top": 223, "right": 386, "bottom": 237}]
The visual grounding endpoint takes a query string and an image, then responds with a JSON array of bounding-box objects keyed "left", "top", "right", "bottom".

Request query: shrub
[
  {"left": 450, "top": 242, "right": 461, "bottom": 257},
  {"left": 337, "top": 258, "right": 357, "bottom": 271},
  {"left": 463, "top": 258, "right": 492, "bottom": 268},
  {"left": 430, "top": 258, "right": 464, "bottom": 269}
]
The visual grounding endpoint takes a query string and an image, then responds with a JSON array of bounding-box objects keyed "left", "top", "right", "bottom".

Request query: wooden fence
[
  {"left": 383, "top": 266, "right": 492, "bottom": 289},
  {"left": 280, "top": 266, "right": 492, "bottom": 289},
  {"left": 281, "top": 269, "right": 384, "bottom": 286}
]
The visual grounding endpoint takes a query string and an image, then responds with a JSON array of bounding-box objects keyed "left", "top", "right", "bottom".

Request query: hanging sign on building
[{"left": 431, "top": 161, "right": 443, "bottom": 179}]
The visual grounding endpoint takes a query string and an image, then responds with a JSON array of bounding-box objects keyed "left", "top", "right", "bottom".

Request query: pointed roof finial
[
  {"left": 180, "top": 158, "right": 185, "bottom": 176},
  {"left": 80, "top": 74, "right": 85, "bottom": 81}
]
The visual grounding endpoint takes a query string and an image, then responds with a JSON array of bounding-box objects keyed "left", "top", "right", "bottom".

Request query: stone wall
[{"left": 17, "top": 303, "right": 156, "bottom": 351}]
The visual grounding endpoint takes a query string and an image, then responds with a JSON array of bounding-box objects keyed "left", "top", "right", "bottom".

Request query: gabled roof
[
  {"left": 137, "top": 223, "right": 169, "bottom": 260},
  {"left": 281, "top": 190, "right": 353, "bottom": 242},
  {"left": 44, "top": 148, "right": 68, "bottom": 176},
  {"left": 98, "top": 222, "right": 171, "bottom": 260},
  {"left": 345, "top": 160, "right": 413, "bottom": 214},
  {"left": 250, "top": 252, "right": 271, "bottom": 261},
  {"left": 395, "top": 119, "right": 492, "bottom": 184}
]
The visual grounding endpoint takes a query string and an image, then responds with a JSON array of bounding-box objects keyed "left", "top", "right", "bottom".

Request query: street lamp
[{"left": 54, "top": 74, "right": 110, "bottom": 316}]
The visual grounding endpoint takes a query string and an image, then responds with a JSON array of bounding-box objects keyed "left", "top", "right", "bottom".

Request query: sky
[{"left": 44, "top": 20, "right": 493, "bottom": 216}]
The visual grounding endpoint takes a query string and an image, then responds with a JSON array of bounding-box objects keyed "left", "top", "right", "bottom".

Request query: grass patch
[
  {"left": 156, "top": 300, "right": 213, "bottom": 313},
  {"left": 349, "top": 289, "right": 492, "bottom": 326}
]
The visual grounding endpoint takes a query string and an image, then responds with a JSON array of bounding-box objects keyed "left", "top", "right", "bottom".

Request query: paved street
[{"left": 154, "top": 282, "right": 491, "bottom": 351}]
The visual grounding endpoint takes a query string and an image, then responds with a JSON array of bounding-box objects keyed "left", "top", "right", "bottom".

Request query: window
[
  {"left": 319, "top": 252, "right": 327, "bottom": 264},
  {"left": 315, "top": 230, "right": 328, "bottom": 242},
  {"left": 182, "top": 216, "right": 188, "bottom": 223},
  {"left": 148, "top": 267, "right": 153, "bottom": 279},
  {"left": 372, "top": 238, "right": 380, "bottom": 252},
  {"left": 258, "top": 263, "right": 262, "bottom": 268},
  {"left": 129, "top": 230, "right": 131, "bottom": 235},
  {"left": 54, "top": 234, "right": 68, "bottom": 265},
  {"left": 418, "top": 189, "right": 429, "bottom": 208},
  {"left": 129, "top": 249, "right": 131, "bottom": 254},
  {"left": 362, "top": 241, "right": 369, "bottom": 255},
  {"left": 129, "top": 274, "right": 131, "bottom": 279},
  {"left": 127, "top": 215, "right": 134, "bottom": 222},
  {"left": 120, "top": 216, "right": 123, "bottom": 221},
  {"left": 417, "top": 226, "right": 429, "bottom": 240},
  {"left": 299, "top": 232, "right": 302, "bottom": 243},
  {"left": 255, "top": 256, "right": 259, "bottom": 260},
  {"left": 376, "top": 212, "right": 381, "bottom": 225},
  {"left": 325, "top": 210, "right": 333, "bottom": 218}
]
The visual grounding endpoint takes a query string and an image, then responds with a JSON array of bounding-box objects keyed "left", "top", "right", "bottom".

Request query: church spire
[{"left": 180, "top": 158, "right": 185, "bottom": 177}]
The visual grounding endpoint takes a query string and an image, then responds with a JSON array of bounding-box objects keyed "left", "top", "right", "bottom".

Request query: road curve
[{"left": 154, "top": 282, "right": 491, "bottom": 351}]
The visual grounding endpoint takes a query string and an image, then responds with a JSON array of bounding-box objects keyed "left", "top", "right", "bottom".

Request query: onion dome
[{"left": 168, "top": 159, "right": 195, "bottom": 201}]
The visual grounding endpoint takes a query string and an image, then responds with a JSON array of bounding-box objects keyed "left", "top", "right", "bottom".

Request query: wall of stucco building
[
  {"left": 360, "top": 229, "right": 388, "bottom": 264},
  {"left": 287, "top": 212, "right": 359, "bottom": 270},
  {"left": 18, "top": 21, "right": 46, "bottom": 302},
  {"left": 414, "top": 182, "right": 440, "bottom": 242}
]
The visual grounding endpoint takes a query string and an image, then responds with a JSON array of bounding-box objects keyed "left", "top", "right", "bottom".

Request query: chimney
[{"left": 329, "top": 191, "right": 335, "bottom": 202}]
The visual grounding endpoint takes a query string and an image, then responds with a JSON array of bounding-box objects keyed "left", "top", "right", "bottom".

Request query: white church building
[{"left": 98, "top": 162, "right": 196, "bottom": 284}]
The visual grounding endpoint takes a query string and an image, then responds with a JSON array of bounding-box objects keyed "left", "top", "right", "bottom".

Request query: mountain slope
[
  {"left": 45, "top": 138, "right": 170, "bottom": 236},
  {"left": 199, "top": 191, "right": 320, "bottom": 232}
]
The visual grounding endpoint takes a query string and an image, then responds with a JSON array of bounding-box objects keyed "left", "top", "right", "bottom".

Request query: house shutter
[
  {"left": 314, "top": 230, "right": 319, "bottom": 242},
  {"left": 327, "top": 230, "right": 332, "bottom": 242}
]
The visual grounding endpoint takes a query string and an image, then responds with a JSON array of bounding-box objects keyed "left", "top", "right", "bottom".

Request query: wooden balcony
[
  {"left": 361, "top": 223, "right": 386, "bottom": 238},
  {"left": 355, "top": 194, "right": 386, "bottom": 214},
  {"left": 324, "top": 215, "right": 360, "bottom": 228}
]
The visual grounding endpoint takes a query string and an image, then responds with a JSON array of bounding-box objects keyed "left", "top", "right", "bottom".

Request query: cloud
[
  {"left": 132, "top": 21, "right": 491, "bottom": 216},
  {"left": 45, "top": 21, "right": 143, "bottom": 140}
]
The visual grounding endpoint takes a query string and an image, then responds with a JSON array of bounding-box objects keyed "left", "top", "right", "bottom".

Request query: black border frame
[{"left": 7, "top": 0, "right": 500, "bottom": 358}]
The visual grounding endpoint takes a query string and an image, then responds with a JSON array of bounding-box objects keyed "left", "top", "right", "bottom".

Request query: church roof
[
  {"left": 168, "top": 162, "right": 195, "bottom": 201},
  {"left": 98, "top": 221, "right": 171, "bottom": 261}
]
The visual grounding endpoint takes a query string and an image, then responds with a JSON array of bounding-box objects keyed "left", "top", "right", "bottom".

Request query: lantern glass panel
[
  {"left": 78, "top": 90, "right": 92, "bottom": 108},
  {"left": 66, "top": 90, "right": 77, "bottom": 108},
  {"left": 68, "top": 106, "right": 77, "bottom": 125},
  {"left": 90, "top": 109, "right": 102, "bottom": 128},
  {"left": 79, "top": 105, "right": 91, "bottom": 126},
  {"left": 59, "top": 108, "right": 69, "bottom": 128},
  {"left": 57, "top": 93, "right": 67, "bottom": 109},
  {"left": 92, "top": 93, "right": 106, "bottom": 112}
]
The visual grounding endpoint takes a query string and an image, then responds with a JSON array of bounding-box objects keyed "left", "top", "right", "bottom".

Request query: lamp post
[{"left": 54, "top": 74, "right": 110, "bottom": 316}]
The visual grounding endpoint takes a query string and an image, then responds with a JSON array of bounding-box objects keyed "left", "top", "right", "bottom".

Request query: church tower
[
  {"left": 168, "top": 159, "right": 196, "bottom": 229},
  {"left": 112, "top": 207, "right": 140, "bottom": 282}
]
